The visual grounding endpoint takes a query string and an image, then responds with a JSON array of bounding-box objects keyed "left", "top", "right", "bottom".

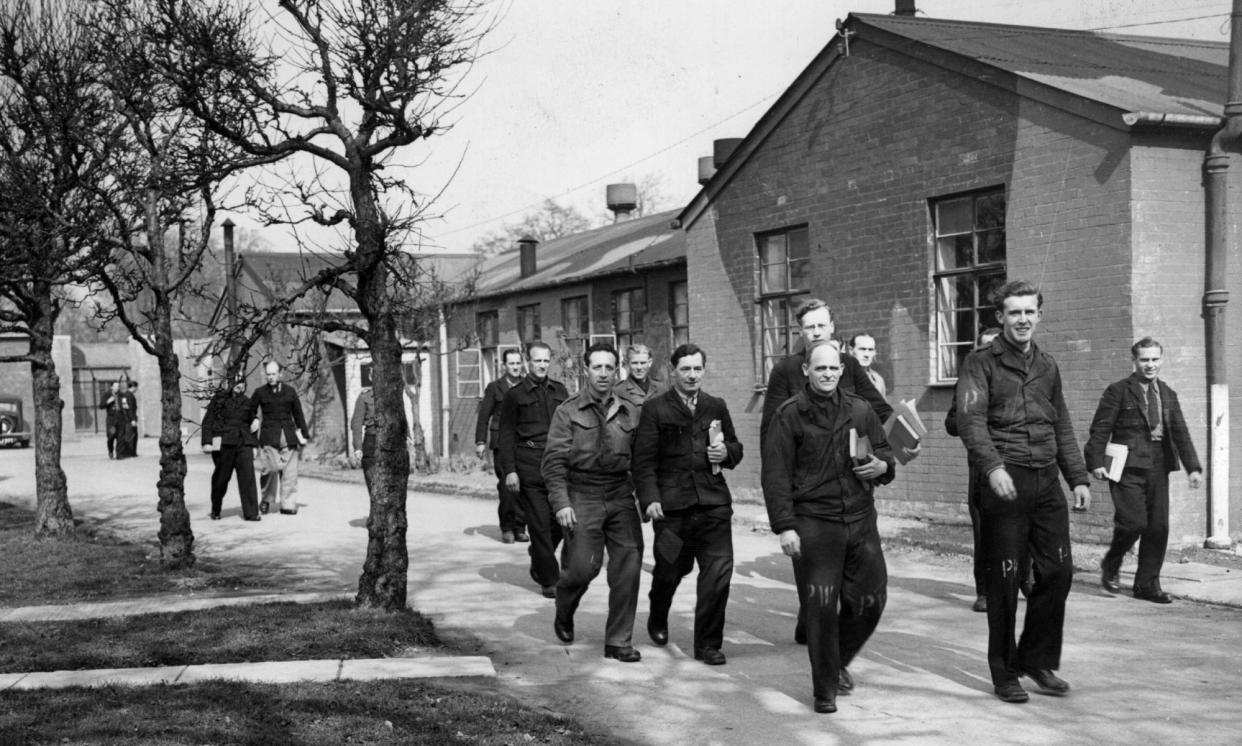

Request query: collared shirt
[
  {"left": 1135, "top": 375, "right": 1164, "bottom": 441},
  {"left": 676, "top": 389, "right": 697, "bottom": 413}
]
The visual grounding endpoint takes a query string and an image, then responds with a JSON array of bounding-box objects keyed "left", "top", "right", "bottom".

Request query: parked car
[{"left": 0, "top": 395, "right": 32, "bottom": 448}]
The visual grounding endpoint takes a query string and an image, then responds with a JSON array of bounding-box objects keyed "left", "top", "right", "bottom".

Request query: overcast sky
[{"left": 232, "top": 0, "right": 1232, "bottom": 254}]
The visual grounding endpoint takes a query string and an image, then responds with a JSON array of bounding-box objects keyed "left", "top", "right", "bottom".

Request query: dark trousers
[
  {"left": 1102, "top": 448, "right": 1169, "bottom": 592},
  {"left": 980, "top": 463, "right": 1074, "bottom": 686},
  {"left": 555, "top": 481, "right": 644, "bottom": 646},
  {"left": 210, "top": 446, "right": 260, "bottom": 519},
  {"left": 795, "top": 512, "right": 887, "bottom": 702},
  {"left": 360, "top": 433, "right": 376, "bottom": 494},
  {"left": 493, "top": 448, "right": 525, "bottom": 533},
  {"left": 968, "top": 466, "right": 986, "bottom": 596},
  {"left": 515, "top": 447, "right": 563, "bottom": 587},
  {"left": 648, "top": 504, "right": 733, "bottom": 653}
]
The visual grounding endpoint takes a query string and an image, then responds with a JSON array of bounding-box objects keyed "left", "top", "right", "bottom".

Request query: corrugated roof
[
  {"left": 856, "top": 13, "right": 1227, "bottom": 119},
  {"left": 471, "top": 209, "right": 686, "bottom": 299}
]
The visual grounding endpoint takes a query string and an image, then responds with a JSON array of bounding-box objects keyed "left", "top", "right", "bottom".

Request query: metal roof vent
[
  {"left": 518, "top": 235, "right": 538, "bottom": 278},
  {"left": 713, "top": 138, "right": 743, "bottom": 168},
  {"left": 698, "top": 156, "right": 715, "bottom": 185},
  {"left": 606, "top": 183, "right": 638, "bottom": 223},
  {"left": 895, "top": 0, "right": 917, "bottom": 17}
]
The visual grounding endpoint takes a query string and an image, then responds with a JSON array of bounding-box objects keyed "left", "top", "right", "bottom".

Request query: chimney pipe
[
  {"left": 697, "top": 156, "right": 716, "bottom": 185},
  {"left": 713, "top": 138, "right": 743, "bottom": 169},
  {"left": 518, "top": 235, "right": 538, "bottom": 278},
  {"left": 606, "top": 183, "right": 638, "bottom": 222},
  {"left": 895, "top": 0, "right": 917, "bottom": 17}
]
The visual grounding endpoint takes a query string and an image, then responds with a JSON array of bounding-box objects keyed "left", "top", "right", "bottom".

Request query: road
[{"left": 2, "top": 436, "right": 1240, "bottom": 745}]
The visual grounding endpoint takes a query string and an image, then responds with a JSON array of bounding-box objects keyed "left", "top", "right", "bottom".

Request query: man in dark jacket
[
  {"left": 475, "top": 349, "right": 528, "bottom": 544},
  {"left": 247, "top": 361, "right": 309, "bottom": 516},
  {"left": 956, "top": 280, "right": 1091, "bottom": 704},
  {"left": 762, "top": 341, "right": 894, "bottom": 714},
  {"left": 497, "top": 342, "right": 569, "bottom": 598},
  {"left": 614, "top": 344, "right": 668, "bottom": 404},
  {"left": 201, "top": 377, "right": 261, "bottom": 521},
  {"left": 633, "top": 343, "right": 742, "bottom": 666},
  {"left": 1084, "top": 337, "right": 1202, "bottom": 604}
]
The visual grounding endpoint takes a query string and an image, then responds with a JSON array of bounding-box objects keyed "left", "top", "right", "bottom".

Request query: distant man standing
[
  {"left": 634, "top": 343, "right": 743, "bottom": 666},
  {"left": 201, "top": 377, "right": 261, "bottom": 521},
  {"left": 956, "top": 280, "right": 1091, "bottom": 704},
  {"left": 475, "top": 349, "right": 528, "bottom": 544},
  {"left": 98, "top": 381, "right": 124, "bottom": 459},
  {"left": 497, "top": 342, "right": 569, "bottom": 598},
  {"left": 248, "top": 361, "right": 309, "bottom": 516},
  {"left": 614, "top": 344, "right": 668, "bottom": 404},
  {"left": 543, "top": 342, "right": 644, "bottom": 662},
  {"left": 848, "top": 333, "right": 887, "bottom": 399},
  {"left": 1084, "top": 337, "right": 1202, "bottom": 604},
  {"left": 763, "top": 341, "right": 894, "bottom": 714}
]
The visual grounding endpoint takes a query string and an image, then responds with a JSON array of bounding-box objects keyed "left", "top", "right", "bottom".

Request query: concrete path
[{"left": 2, "top": 437, "right": 1241, "bottom": 745}]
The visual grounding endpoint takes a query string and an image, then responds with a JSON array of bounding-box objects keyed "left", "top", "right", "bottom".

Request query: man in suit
[
  {"left": 475, "top": 349, "right": 528, "bottom": 544},
  {"left": 201, "top": 377, "right": 261, "bottom": 521},
  {"left": 247, "top": 360, "right": 309, "bottom": 516},
  {"left": 614, "top": 344, "right": 668, "bottom": 404},
  {"left": 848, "top": 333, "right": 887, "bottom": 398},
  {"left": 1084, "top": 337, "right": 1202, "bottom": 604},
  {"left": 497, "top": 342, "right": 569, "bottom": 598},
  {"left": 633, "top": 343, "right": 743, "bottom": 666}
]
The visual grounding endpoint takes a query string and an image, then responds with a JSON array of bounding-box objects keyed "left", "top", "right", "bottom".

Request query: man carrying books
[
  {"left": 761, "top": 341, "right": 894, "bottom": 714},
  {"left": 1083, "top": 337, "right": 1202, "bottom": 604}
]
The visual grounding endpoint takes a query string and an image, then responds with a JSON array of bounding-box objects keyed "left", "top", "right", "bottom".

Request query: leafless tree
[{"left": 469, "top": 198, "right": 596, "bottom": 256}]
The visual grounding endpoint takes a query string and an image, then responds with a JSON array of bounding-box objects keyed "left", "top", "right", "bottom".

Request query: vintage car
[{"left": 0, "top": 395, "right": 32, "bottom": 448}]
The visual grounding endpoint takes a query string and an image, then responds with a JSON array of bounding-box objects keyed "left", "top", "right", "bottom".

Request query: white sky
[{"left": 232, "top": 0, "right": 1232, "bottom": 254}]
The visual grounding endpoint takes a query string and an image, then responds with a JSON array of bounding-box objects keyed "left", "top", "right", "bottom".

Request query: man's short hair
[
  {"left": 625, "top": 344, "right": 652, "bottom": 361},
  {"left": 848, "top": 333, "right": 875, "bottom": 348},
  {"left": 670, "top": 343, "right": 706, "bottom": 367},
  {"left": 805, "top": 339, "right": 839, "bottom": 361},
  {"left": 526, "top": 341, "right": 552, "bottom": 358},
  {"left": 501, "top": 348, "right": 524, "bottom": 364},
  {"left": 584, "top": 341, "right": 619, "bottom": 367},
  {"left": 795, "top": 298, "right": 832, "bottom": 324},
  {"left": 991, "top": 280, "right": 1043, "bottom": 313},
  {"left": 1131, "top": 337, "right": 1163, "bottom": 357}
]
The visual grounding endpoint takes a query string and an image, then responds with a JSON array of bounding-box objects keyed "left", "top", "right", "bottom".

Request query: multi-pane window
[
  {"left": 561, "top": 296, "right": 590, "bottom": 390},
  {"left": 932, "top": 189, "right": 1006, "bottom": 381},
  {"left": 757, "top": 225, "right": 810, "bottom": 379},
  {"left": 516, "top": 303, "right": 541, "bottom": 346},
  {"left": 670, "top": 281, "right": 689, "bottom": 348},
  {"left": 613, "top": 288, "right": 645, "bottom": 351}
]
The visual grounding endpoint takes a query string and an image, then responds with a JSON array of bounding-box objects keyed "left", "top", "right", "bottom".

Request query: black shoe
[
  {"left": 541, "top": 585, "right": 557, "bottom": 599},
  {"left": 647, "top": 619, "right": 668, "bottom": 646},
  {"left": 243, "top": 516, "right": 261, "bottom": 522},
  {"left": 838, "top": 668, "right": 854, "bottom": 694},
  {"left": 209, "top": 513, "right": 221, "bottom": 520},
  {"left": 514, "top": 530, "right": 530, "bottom": 543},
  {"left": 813, "top": 697, "right": 837, "bottom": 714},
  {"left": 1101, "top": 566, "right": 1122, "bottom": 593},
  {"left": 259, "top": 501, "right": 270, "bottom": 515},
  {"left": 501, "top": 530, "right": 515, "bottom": 544},
  {"left": 604, "top": 645, "right": 642, "bottom": 662},
  {"left": 794, "top": 620, "right": 807, "bottom": 645},
  {"left": 694, "top": 648, "right": 726, "bottom": 666},
  {"left": 972, "top": 595, "right": 988, "bottom": 612},
  {"left": 279, "top": 509, "right": 298, "bottom": 515},
  {"left": 994, "top": 682, "right": 1029, "bottom": 703},
  {"left": 1020, "top": 667, "right": 1070, "bottom": 695},
  {"left": 1134, "top": 587, "right": 1173, "bottom": 604},
  {"left": 554, "top": 615, "right": 574, "bottom": 644}
]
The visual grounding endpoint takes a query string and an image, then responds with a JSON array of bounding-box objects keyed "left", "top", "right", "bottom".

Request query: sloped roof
[{"left": 471, "top": 209, "right": 686, "bottom": 300}]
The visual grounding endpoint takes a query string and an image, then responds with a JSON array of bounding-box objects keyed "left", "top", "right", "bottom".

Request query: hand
[
  {"left": 555, "top": 507, "right": 576, "bottom": 529},
  {"left": 505, "top": 472, "right": 519, "bottom": 493},
  {"left": 296, "top": 430, "right": 308, "bottom": 445},
  {"left": 645, "top": 502, "right": 664, "bottom": 522},
  {"left": 1091, "top": 467, "right": 1109, "bottom": 481},
  {"left": 353, "top": 449, "right": 362, "bottom": 460},
  {"left": 1189, "top": 471, "right": 1204, "bottom": 489},
  {"left": 852, "top": 454, "right": 888, "bottom": 481},
  {"left": 988, "top": 467, "right": 1017, "bottom": 501},
  {"left": 901, "top": 444, "right": 921, "bottom": 460},
  {"left": 1072, "top": 484, "right": 1092, "bottom": 512},
  {"left": 201, "top": 445, "right": 213, "bottom": 454},
  {"left": 706, "top": 441, "right": 726, "bottom": 464},
  {"left": 475, "top": 443, "right": 486, "bottom": 458},
  {"left": 250, "top": 419, "right": 260, "bottom": 433},
  {"left": 779, "top": 529, "right": 801, "bottom": 558}
]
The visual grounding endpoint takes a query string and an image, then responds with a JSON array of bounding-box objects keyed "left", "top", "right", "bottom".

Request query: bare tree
[
  {"left": 144, "top": 0, "right": 489, "bottom": 609},
  {"left": 0, "top": 0, "right": 122, "bottom": 535},
  {"left": 469, "top": 198, "right": 595, "bottom": 255}
]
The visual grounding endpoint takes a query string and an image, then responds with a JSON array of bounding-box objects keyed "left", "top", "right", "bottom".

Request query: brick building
[{"left": 677, "top": 13, "right": 1241, "bottom": 546}]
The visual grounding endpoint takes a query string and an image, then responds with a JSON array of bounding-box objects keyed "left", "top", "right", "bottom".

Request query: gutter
[{"left": 1121, "top": 111, "right": 1223, "bottom": 129}]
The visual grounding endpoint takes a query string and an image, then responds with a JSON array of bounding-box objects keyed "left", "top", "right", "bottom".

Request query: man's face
[
  {"left": 672, "top": 352, "right": 705, "bottom": 397},
  {"left": 799, "top": 307, "right": 835, "bottom": 346},
  {"left": 264, "top": 363, "right": 281, "bottom": 386},
  {"left": 803, "top": 344, "right": 842, "bottom": 395},
  {"left": 527, "top": 348, "right": 551, "bottom": 380},
  {"left": 627, "top": 352, "right": 652, "bottom": 382},
  {"left": 850, "top": 335, "right": 876, "bottom": 368},
  {"left": 232, "top": 379, "right": 247, "bottom": 395},
  {"left": 996, "top": 294, "right": 1041, "bottom": 349},
  {"left": 1133, "top": 345, "right": 1163, "bottom": 381},
  {"left": 110, "top": 382, "right": 119, "bottom": 394},
  {"left": 502, "top": 353, "right": 524, "bottom": 379},
  {"left": 585, "top": 350, "right": 617, "bottom": 398}
]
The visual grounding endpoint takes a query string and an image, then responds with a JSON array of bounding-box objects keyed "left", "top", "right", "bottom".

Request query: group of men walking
[{"left": 474, "top": 277, "right": 1203, "bottom": 714}]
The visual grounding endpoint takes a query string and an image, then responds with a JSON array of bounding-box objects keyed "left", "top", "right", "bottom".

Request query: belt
[{"left": 518, "top": 441, "right": 546, "bottom": 449}]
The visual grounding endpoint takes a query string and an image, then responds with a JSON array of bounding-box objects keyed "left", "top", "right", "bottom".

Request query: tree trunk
[{"left": 29, "top": 287, "right": 73, "bottom": 535}]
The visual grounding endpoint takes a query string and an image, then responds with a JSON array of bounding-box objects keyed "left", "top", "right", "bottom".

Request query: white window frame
[{"left": 455, "top": 348, "right": 483, "bottom": 399}]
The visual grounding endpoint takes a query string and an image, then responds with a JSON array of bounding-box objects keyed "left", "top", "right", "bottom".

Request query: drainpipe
[
  {"left": 1202, "top": 0, "right": 1242, "bottom": 550},
  {"left": 438, "top": 305, "right": 451, "bottom": 460}
]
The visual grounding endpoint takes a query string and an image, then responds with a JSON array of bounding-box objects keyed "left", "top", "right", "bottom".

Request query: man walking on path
[
  {"left": 248, "top": 361, "right": 309, "bottom": 516},
  {"left": 1084, "top": 337, "right": 1202, "bottom": 604},
  {"left": 497, "top": 342, "right": 569, "bottom": 598},
  {"left": 475, "top": 349, "right": 528, "bottom": 544},
  {"left": 201, "top": 377, "right": 261, "bottom": 521},
  {"left": 542, "top": 342, "right": 644, "bottom": 662},
  {"left": 614, "top": 344, "right": 667, "bottom": 404},
  {"left": 633, "top": 343, "right": 743, "bottom": 666},
  {"left": 955, "top": 280, "right": 1092, "bottom": 704},
  {"left": 762, "top": 341, "right": 894, "bottom": 714}
]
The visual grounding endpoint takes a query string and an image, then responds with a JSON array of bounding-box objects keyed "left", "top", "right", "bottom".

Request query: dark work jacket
[
  {"left": 474, "top": 376, "right": 521, "bottom": 448},
  {"left": 1084, "top": 374, "right": 1201, "bottom": 475},
  {"left": 762, "top": 387, "right": 895, "bottom": 532},
  {"left": 247, "top": 383, "right": 309, "bottom": 449},
  {"left": 760, "top": 351, "right": 892, "bottom": 446},
  {"left": 541, "top": 390, "right": 641, "bottom": 513},
  {"left": 496, "top": 374, "right": 569, "bottom": 475},
  {"left": 955, "top": 337, "right": 1089, "bottom": 487},
  {"left": 632, "top": 388, "right": 743, "bottom": 512},
  {"left": 201, "top": 390, "right": 259, "bottom": 448}
]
